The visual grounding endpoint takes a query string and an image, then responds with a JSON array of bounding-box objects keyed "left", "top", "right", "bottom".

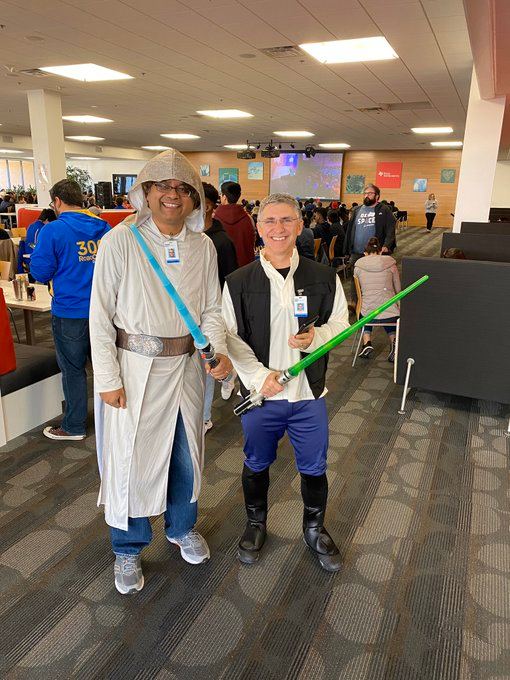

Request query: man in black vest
[{"left": 222, "top": 193, "right": 349, "bottom": 571}]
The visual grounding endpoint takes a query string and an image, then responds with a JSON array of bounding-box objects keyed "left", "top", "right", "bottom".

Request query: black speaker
[{"left": 95, "top": 181, "right": 113, "bottom": 209}]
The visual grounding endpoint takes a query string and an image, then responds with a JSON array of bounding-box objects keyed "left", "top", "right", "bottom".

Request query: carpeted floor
[{"left": 1, "top": 227, "right": 509, "bottom": 680}]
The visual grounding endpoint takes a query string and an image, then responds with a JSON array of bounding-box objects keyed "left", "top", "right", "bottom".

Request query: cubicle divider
[
  {"left": 441, "top": 233, "right": 510, "bottom": 262},
  {"left": 396, "top": 256, "right": 510, "bottom": 406},
  {"left": 460, "top": 221, "right": 510, "bottom": 235}
]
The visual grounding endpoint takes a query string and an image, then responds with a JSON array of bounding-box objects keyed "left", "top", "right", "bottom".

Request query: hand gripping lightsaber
[
  {"left": 130, "top": 225, "right": 222, "bottom": 373},
  {"left": 233, "top": 275, "right": 429, "bottom": 416}
]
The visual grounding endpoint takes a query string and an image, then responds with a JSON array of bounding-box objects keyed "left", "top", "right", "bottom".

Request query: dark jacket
[
  {"left": 344, "top": 202, "right": 396, "bottom": 255},
  {"left": 296, "top": 226, "right": 315, "bottom": 259},
  {"left": 214, "top": 203, "right": 255, "bottom": 267},
  {"left": 225, "top": 256, "right": 336, "bottom": 399},
  {"left": 205, "top": 218, "right": 238, "bottom": 289}
]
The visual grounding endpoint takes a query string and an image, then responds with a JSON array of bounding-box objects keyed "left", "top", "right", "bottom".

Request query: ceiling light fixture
[
  {"left": 160, "top": 133, "right": 200, "bottom": 139},
  {"left": 69, "top": 156, "right": 98, "bottom": 160},
  {"left": 274, "top": 130, "right": 314, "bottom": 138},
  {"left": 63, "top": 115, "right": 113, "bottom": 123},
  {"left": 299, "top": 37, "right": 398, "bottom": 64},
  {"left": 430, "top": 141, "right": 463, "bottom": 147},
  {"left": 0, "top": 149, "right": 23, "bottom": 153},
  {"left": 412, "top": 127, "right": 453, "bottom": 134},
  {"left": 66, "top": 135, "right": 105, "bottom": 141},
  {"left": 141, "top": 145, "right": 171, "bottom": 151},
  {"left": 318, "top": 143, "right": 351, "bottom": 149},
  {"left": 196, "top": 109, "right": 253, "bottom": 118},
  {"left": 224, "top": 144, "right": 256, "bottom": 149},
  {"left": 40, "top": 63, "right": 133, "bottom": 81}
]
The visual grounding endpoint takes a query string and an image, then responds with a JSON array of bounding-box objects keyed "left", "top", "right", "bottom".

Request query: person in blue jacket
[
  {"left": 30, "top": 179, "right": 110, "bottom": 441},
  {"left": 18, "top": 208, "right": 57, "bottom": 276}
]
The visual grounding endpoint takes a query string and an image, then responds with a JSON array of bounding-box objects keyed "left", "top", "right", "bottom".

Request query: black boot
[
  {"left": 300, "top": 473, "right": 342, "bottom": 572},
  {"left": 238, "top": 465, "right": 269, "bottom": 564}
]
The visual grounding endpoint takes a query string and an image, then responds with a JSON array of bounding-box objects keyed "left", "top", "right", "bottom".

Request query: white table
[{"left": 0, "top": 280, "right": 51, "bottom": 344}]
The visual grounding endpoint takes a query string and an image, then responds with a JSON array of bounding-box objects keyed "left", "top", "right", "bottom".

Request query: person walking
[{"left": 425, "top": 193, "right": 438, "bottom": 231}]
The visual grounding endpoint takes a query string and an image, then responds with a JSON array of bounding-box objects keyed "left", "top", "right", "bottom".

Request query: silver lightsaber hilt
[{"left": 233, "top": 369, "right": 294, "bottom": 416}]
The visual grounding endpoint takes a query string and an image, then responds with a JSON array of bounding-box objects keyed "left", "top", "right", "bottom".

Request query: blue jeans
[
  {"left": 52, "top": 315, "right": 90, "bottom": 435},
  {"left": 241, "top": 398, "right": 329, "bottom": 475},
  {"left": 110, "top": 411, "right": 197, "bottom": 555}
]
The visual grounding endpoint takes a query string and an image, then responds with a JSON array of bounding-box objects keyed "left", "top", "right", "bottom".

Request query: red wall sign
[{"left": 376, "top": 162, "right": 402, "bottom": 189}]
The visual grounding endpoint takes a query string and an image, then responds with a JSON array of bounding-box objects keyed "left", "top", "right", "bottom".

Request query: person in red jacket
[{"left": 214, "top": 181, "right": 255, "bottom": 267}]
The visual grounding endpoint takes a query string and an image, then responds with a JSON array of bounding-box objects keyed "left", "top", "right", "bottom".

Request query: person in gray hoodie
[{"left": 354, "top": 237, "right": 401, "bottom": 362}]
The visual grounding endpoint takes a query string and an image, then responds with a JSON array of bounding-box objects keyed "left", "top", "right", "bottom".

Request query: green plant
[{"left": 66, "top": 165, "right": 93, "bottom": 191}]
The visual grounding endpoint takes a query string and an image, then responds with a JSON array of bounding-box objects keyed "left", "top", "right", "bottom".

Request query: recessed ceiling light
[
  {"left": 40, "top": 63, "right": 133, "bottom": 82},
  {"left": 196, "top": 109, "right": 253, "bottom": 119},
  {"left": 160, "top": 133, "right": 200, "bottom": 140},
  {"left": 22, "top": 157, "right": 34, "bottom": 160},
  {"left": 224, "top": 144, "right": 256, "bottom": 149},
  {"left": 430, "top": 141, "right": 463, "bottom": 147},
  {"left": 66, "top": 135, "right": 105, "bottom": 141},
  {"left": 299, "top": 37, "right": 398, "bottom": 64},
  {"left": 141, "top": 145, "right": 171, "bottom": 151},
  {"left": 273, "top": 131, "right": 314, "bottom": 138},
  {"left": 69, "top": 156, "right": 98, "bottom": 160},
  {"left": 318, "top": 143, "right": 351, "bottom": 149},
  {"left": 62, "top": 115, "right": 113, "bottom": 123},
  {"left": 412, "top": 127, "right": 453, "bottom": 134},
  {"left": 0, "top": 149, "right": 23, "bottom": 153}
]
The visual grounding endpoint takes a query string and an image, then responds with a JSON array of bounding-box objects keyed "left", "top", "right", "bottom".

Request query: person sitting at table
[{"left": 0, "top": 227, "right": 10, "bottom": 240}]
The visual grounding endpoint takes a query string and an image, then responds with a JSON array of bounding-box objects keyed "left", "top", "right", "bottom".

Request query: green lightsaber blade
[
  {"left": 287, "top": 274, "right": 429, "bottom": 376},
  {"left": 233, "top": 275, "right": 429, "bottom": 416}
]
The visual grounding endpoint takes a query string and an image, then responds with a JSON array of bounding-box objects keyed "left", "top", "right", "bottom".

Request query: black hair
[
  {"left": 115, "top": 196, "right": 124, "bottom": 206},
  {"left": 221, "top": 181, "right": 241, "bottom": 204},
  {"left": 38, "top": 208, "right": 57, "bottom": 222},
  {"left": 327, "top": 210, "right": 340, "bottom": 223},
  {"left": 365, "top": 237, "right": 381, "bottom": 254},
  {"left": 49, "top": 179, "right": 83, "bottom": 208},
  {"left": 314, "top": 207, "right": 328, "bottom": 221},
  {"left": 202, "top": 182, "right": 219, "bottom": 204}
]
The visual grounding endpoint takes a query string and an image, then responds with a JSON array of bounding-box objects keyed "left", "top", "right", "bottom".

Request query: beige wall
[
  {"left": 342, "top": 150, "right": 461, "bottom": 228},
  {"left": 184, "top": 149, "right": 461, "bottom": 228}
]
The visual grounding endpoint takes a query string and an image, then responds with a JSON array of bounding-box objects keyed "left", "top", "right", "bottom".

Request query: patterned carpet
[{"left": 1, "top": 227, "right": 509, "bottom": 680}]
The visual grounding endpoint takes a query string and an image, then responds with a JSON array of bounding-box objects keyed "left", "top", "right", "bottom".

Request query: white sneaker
[
  {"left": 114, "top": 554, "right": 144, "bottom": 595},
  {"left": 204, "top": 420, "right": 213, "bottom": 434},
  {"left": 167, "top": 529, "right": 210, "bottom": 564},
  {"left": 221, "top": 379, "right": 235, "bottom": 400}
]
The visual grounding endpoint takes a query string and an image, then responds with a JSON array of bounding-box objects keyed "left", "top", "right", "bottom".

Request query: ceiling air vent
[
  {"left": 358, "top": 106, "right": 387, "bottom": 113},
  {"left": 2, "top": 135, "right": 14, "bottom": 143},
  {"left": 259, "top": 45, "right": 303, "bottom": 59},
  {"left": 95, "top": 146, "right": 103, "bottom": 153},
  {"left": 18, "top": 68, "right": 50, "bottom": 77},
  {"left": 358, "top": 101, "right": 432, "bottom": 113}
]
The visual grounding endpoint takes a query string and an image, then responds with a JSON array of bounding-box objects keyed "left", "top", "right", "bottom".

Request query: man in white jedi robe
[{"left": 90, "top": 149, "right": 231, "bottom": 595}]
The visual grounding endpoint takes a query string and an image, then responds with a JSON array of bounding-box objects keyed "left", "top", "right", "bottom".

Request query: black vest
[{"left": 226, "top": 257, "right": 336, "bottom": 399}]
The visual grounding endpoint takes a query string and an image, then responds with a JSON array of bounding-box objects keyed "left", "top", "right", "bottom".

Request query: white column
[
  {"left": 27, "top": 90, "right": 67, "bottom": 207},
  {"left": 453, "top": 68, "right": 505, "bottom": 232}
]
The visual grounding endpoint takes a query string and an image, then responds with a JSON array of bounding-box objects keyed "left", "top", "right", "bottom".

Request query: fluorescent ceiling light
[
  {"left": 69, "top": 156, "right": 98, "bottom": 160},
  {"left": 141, "top": 145, "right": 171, "bottom": 151},
  {"left": 412, "top": 127, "right": 453, "bottom": 134},
  {"left": 40, "top": 63, "right": 133, "bottom": 82},
  {"left": 160, "top": 133, "right": 200, "bottom": 139},
  {"left": 63, "top": 115, "right": 113, "bottom": 123},
  {"left": 318, "top": 143, "right": 351, "bottom": 149},
  {"left": 0, "top": 149, "right": 23, "bottom": 153},
  {"left": 224, "top": 144, "right": 256, "bottom": 149},
  {"left": 196, "top": 109, "right": 253, "bottom": 118},
  {"left": 430, "top": 141, "right": 463, "bottom": 147},
  {"left": 22, "top": 157, "right": 34, "bottom": 160},
  {"left": 299, "top": 37, "right": 398, "bottom": 64},
  {"left": 66, "top": 135, "right": 105, "bottom": 141},
  {"left": 274, "top": 131, "right": 314, "bottom": 138}
]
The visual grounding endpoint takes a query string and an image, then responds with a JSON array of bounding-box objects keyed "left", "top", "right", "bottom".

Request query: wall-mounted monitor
[
  {"left": 270, "top": 152, "right": 343, "bottom": 199},
  {"left": 112, "top": 174, "right": 137, "bottom": 195}
]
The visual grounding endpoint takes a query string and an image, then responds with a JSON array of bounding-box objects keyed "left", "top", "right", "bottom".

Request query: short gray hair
[{"left": 259, "top": 193, "right": 301, "bottom": 220}]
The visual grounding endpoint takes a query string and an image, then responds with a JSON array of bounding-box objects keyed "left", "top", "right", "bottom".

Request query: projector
[
  {"left": 237, "top": 149, "right": 256, "bottom": 160},
  {"left": 261, "top": 147, "right": 280, "bottom": 158}
]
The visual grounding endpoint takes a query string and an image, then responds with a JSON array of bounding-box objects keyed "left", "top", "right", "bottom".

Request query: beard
[{"left": 363, "top": 196, "right": 377, "bottom": 206}]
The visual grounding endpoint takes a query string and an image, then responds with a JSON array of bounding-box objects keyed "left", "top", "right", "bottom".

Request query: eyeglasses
[
  {"left": 258, "top": 217, "right": 299, "bottom": 226},
  {"left": 152, "top": 181, "right": 193, "bottom": 197},
  {"left": 364, "top": 191, "right": 376, "bottom": 196}
]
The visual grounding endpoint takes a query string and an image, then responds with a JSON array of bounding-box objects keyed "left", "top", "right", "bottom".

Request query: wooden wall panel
[
  {"left": 342, "top": 150, "right": 461, "bottom": 228},
  {"left": 184, "top": 149, "right": 461, "bottom": 227}
]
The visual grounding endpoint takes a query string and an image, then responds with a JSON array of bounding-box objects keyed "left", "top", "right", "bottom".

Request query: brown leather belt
[{"left": 116, "top": 328, "right": 195, "bottom": 358}]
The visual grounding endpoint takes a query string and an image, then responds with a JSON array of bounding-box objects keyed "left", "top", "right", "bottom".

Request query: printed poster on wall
[
  {"left": 440, "top": 168, "right": 456, "bottom": 183},
  {"left": 247, "top": 162, "right": 264, "bottom": 180},
  {"left": 199, "top": 164, "right": 210, "bottom": 177},
  {"left": 219, "top": 167, "right": 239, "bottom": 185},
  {"left": 413, "top": 178, "right": 428, "bottom": 192},
  {"left": 376, "top": 162, "right": 402, "bottom": 188},
  {"left": 345, "top": 175, "right": 365, "bottom": 194}
]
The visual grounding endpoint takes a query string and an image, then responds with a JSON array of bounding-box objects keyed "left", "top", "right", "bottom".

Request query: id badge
[
  {"left": 165, "top": 240, "right": 180, "bottom": 263},
  {"left": 294, "top": 295, "right": 308, "bottom": 317}
]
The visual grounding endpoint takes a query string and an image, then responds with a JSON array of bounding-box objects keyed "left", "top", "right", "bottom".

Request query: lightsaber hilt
[
  {"left": 233, "top": 369, "right": 293, "bottom": 416},
  {"left": 198, "top": 341, "right": 232, "bottom": 383}
]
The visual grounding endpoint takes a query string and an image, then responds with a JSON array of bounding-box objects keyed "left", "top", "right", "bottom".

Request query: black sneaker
[
  {"left": 358, "top": 342, "right": 374, "bottom": 358},
  {"left": 388, "top": 341, "right": 396, "bottom": 363}
]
